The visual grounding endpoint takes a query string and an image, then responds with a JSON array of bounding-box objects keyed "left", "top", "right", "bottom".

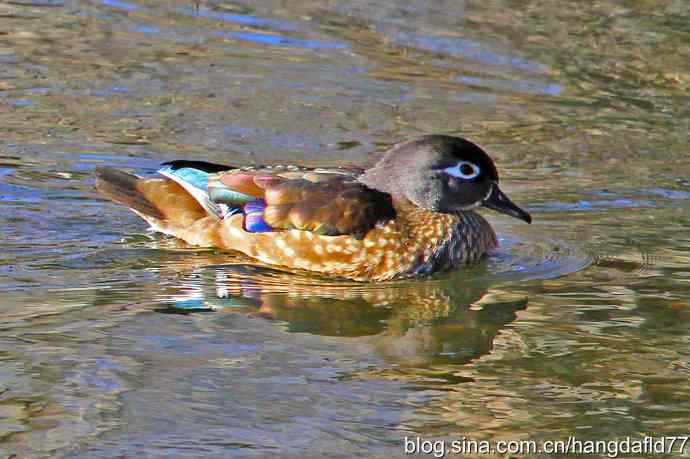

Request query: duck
[{"left": 95, "top": 135, "right": 531, "bottom": 281}]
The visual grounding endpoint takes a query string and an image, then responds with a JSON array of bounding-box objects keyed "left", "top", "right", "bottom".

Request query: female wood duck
[{"left": 95, "top": 135, "right": 531, "bottom": 281}]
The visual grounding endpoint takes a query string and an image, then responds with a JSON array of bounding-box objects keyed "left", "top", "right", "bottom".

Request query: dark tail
[{"left": 95, "top": 167, "right": 166, "bottom": 220}]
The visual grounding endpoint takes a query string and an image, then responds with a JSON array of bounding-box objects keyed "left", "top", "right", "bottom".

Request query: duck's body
[{"left": 96, "top": 135, "right": 530, "bottom": 281}]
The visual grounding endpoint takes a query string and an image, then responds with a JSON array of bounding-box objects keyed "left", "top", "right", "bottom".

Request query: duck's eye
[{"left": 443, "top": 161, "right": 480, "bottom": 180}]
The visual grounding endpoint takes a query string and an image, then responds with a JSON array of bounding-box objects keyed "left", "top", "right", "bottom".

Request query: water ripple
[{"left": 219, "top": 31, "right": 347, "bottom": 50}]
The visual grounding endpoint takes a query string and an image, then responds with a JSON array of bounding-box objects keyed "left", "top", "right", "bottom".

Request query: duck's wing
[
  {"left": 207, "top": 166, "right": 396, "bottom": 239},
  {"left": 157, "top": 160, "right": 235, "bottom": 218}
]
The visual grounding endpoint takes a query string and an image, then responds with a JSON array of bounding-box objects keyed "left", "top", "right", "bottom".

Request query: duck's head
[{"left": 359, "top": 135, "right": 531, "bottom": 223}]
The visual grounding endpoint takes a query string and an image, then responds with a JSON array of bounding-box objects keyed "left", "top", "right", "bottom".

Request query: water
[{"left": 1, "top": 0, "right": 689, "bottom": 457}]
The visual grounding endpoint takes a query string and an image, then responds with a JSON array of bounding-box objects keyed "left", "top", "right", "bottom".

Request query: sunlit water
[{"left": 1, "top": 0, "right": 689, "bottom": 457}]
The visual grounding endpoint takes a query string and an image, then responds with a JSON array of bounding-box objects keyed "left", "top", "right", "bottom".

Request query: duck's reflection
[{"left": 155, "top": 257, "right": 528, "bottom": 369}]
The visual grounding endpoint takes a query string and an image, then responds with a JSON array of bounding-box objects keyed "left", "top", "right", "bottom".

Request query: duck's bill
[{"left": 482, "top": 184, "right": 532, "bottom": 224}]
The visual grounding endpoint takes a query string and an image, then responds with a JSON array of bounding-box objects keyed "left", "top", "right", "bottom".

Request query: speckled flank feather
[{"left": 211, "top": 203, "right": 496, "bottom": 281}]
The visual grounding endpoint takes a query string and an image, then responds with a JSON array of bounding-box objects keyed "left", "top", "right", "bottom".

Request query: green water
[{"left": 1, "top": 0, "right": 689, "bottom": 457}]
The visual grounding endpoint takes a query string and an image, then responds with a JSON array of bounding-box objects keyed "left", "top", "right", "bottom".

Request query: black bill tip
[{"left": 482, "top": 184, "right": 532, "bottom": 224}]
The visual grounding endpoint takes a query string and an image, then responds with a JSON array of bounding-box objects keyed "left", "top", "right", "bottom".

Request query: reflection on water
[
  {"left": 1, "top": 0, "right": 690, "bottom": 457},
  {"left": 160, "top": 260, "right": 528, "bottom": 367}
]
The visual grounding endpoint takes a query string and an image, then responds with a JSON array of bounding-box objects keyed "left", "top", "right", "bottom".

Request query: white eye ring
[{"left": 443, "top": 161, "right": 480, "bottom": 180}]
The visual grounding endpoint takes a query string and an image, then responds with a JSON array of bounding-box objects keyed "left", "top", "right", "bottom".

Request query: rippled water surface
[{"left": 1, "top": 0, "right": 689, "bottom": 457}]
